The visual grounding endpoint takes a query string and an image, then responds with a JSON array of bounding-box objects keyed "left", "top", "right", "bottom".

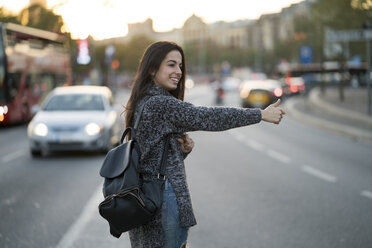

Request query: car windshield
[{"left": 43, "top": 94, "right": 104, "bottom": 111}]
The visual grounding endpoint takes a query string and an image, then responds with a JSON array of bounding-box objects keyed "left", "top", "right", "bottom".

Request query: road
[{"left": 0, "top": 85, "right": 371, "bottom": 248}]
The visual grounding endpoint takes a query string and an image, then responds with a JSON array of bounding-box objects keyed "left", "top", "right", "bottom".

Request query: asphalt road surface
[{"left": 1, "top": 85, "right": 371, "bottom": 248}]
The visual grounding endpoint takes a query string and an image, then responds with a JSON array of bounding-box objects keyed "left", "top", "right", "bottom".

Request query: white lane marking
[
  {"left": 56, "top": 184, "right": 103, "bottom": 248},
  {"left": 245, "top": 140, "right": 265, "bottom": 152},
  {"left": 267, "top": 149, "right": 291, "bottom": 164},
  {"left": 229, "top": 131, "right": 265, "bottom": 152},
  {"left": 1, "top": 150, "right": 27, "bottom": 164},
  {"left": 361, "top": 190, "right": 372, "bottom": 200},
  {"left": 301, "top": 165, "right": 337, "bottom": 183},
  {"left": 229, "top": 130, "right": 245, "bottom": 142},
  {"left": 230, "top": 130, "right": 292, "bottom": 163}
]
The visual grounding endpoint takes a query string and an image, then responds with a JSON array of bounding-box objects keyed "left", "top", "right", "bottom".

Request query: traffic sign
[
  {"left": 300, "top": 45, "right": 313, "bottom": 64},
  {"left": 326, "top": 29, "right": 372, "bottom": 42}
]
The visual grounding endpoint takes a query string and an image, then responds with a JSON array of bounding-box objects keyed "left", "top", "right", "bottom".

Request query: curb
[
  {"left": 309, "top": 88, "right": 372, "bottom": 126},
  {"left": 284, "top": 97, "right": 372, "bottom": 143}
]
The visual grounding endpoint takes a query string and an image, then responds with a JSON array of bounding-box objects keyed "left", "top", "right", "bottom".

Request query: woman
[{"left": 125, "top": 41, "right": 284, "bottom": 248}]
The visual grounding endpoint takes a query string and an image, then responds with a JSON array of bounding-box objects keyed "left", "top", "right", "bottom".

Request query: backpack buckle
[{"left": 157, "top": 174, "right": 166, "bottom": 181}]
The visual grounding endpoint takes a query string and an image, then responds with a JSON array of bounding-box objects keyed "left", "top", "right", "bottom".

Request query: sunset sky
[{"left": 0, "top": 0, "right": 304, "bottom": 40}]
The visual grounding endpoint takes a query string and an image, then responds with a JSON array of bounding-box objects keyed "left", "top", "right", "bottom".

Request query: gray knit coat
[{"left": 128, "top": 85, "right": 262, "bottom": 248}]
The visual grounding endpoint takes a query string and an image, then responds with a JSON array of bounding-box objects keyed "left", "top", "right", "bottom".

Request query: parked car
[
  {"left": 27, "top": 85, "right": 121, "bottom": 156},
  {"left": 239, "top": 79, "right": 283, "bottom": 109}
]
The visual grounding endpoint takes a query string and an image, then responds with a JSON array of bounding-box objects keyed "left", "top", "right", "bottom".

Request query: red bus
[{"left": 0, "top": 22, "right": 72, "bottom": 125}]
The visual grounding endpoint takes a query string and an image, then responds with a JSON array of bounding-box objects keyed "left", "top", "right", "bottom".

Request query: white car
[{"left": 27, "top": 86, "right": 122, "bottom": 156}]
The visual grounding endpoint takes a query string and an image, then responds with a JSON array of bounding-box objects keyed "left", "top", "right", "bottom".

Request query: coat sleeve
[{"left": 146, "top": 95, "right": 262, "bottom": 134}]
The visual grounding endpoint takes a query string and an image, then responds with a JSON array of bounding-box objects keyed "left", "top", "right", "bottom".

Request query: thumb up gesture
[{"left": 261, "top": 99, "right": 285, "bottom": 124}]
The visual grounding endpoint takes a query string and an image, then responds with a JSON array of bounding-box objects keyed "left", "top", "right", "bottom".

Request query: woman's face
[{"left": 153, "top": 50, "right": 182, "bottom": 91}]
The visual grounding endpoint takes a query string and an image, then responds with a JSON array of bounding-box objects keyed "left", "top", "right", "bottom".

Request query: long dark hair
[{"left": 125, "top": 41, "right": 186, "bottom": 129}]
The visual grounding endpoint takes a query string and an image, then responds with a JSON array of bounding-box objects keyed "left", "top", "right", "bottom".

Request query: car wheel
[
  {"left": 241, "top": 102, "right": 249, "bottom": 108},
  {"left": 30, "top": 149, "right": 42, "bottom": 157}
]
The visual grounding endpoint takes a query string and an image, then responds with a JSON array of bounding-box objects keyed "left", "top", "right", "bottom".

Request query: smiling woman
[{"left": 118, "top": 40, "right": 284, "bottom": 248}]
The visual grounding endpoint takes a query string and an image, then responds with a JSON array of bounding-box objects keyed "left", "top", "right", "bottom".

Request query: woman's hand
[
  {"left": 260, "top": 99, "right": 286, "bottom": 124},
  {"left": 177, "top": 134, "right": 194, "bottom": 153}
]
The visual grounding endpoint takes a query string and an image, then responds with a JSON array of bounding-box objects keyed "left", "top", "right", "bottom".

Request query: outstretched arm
[
  {"left": 146, "top": 96, "right": 262, "bottom": 133},
  {"left": 260, "top": 99, "right": 286, "bottom": 124}
]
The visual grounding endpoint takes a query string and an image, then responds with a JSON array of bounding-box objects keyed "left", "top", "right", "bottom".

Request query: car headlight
[
  {"left": 85, "top": 122, "right": 102, "bottom": 136},
  {"left": 33, "top": 123, "right": 48, "bottom": 136},
  {"left": 240, "top": 89, "right": 250, "bottom": 99}
]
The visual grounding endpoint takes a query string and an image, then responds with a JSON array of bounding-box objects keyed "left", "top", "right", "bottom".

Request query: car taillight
[
  {"left": 290, "top": 84, "right": 298, "bottom": 93},
  {"left": 273, "top": 88, "right": 283, "bottom": 97},
  {"left": 285, "top": 76, "right": 291, "bottom": 85},
  {"left": 0, "top": 105, "right": 8, "bottom": 122}
]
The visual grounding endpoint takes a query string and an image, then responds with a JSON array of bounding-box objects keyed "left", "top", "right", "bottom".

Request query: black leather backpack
[{"left": 98, "top": 101, "right": 169, "bottom": 238}]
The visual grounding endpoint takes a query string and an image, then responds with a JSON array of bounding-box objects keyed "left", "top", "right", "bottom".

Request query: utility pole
[
  {"left": 364, "top": 22, "right": 372, "bottom": 115},
  {"left": 367, "top": 39, "right": 371, "bottom": 115}
]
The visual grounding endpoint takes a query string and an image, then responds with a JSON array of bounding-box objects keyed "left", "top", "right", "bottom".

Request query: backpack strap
[
  {"left": 133, "top": 99, "right": 147, "bottom": 130},
  {"left": 158, "top": 135, "right": 170, "bottom": 180},
  {"left": 119, "top": 98, "right": 148, "bottom": 144}
]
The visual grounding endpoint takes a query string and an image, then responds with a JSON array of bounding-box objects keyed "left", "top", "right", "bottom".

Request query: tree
[
  {"left": 311, "top": 0, "right": 372, "bottom": 99},
  {"left": 311, "top": 0, "right": 372, "bottom": 61},
  {"left": 0, "top": 7, "right": 19, "bottom": 24},
  {"left": 312, "top": 0, "right": 372, "bottom": 29},
  {"left": 17, "top": 4, "right": 64, "bottom": 33},
  {"left": 117, "top": 35, "right": 154, "bottom": 73},
  {"left": 351, "top": 0, "right": 372, "bottom": 10}
]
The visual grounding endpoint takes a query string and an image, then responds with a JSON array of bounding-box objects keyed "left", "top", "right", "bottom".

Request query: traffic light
[
  {"left": 111, "top": 59, "right": 120, "bottom": 70},
  {"left": 77, "top": 39, "right": 91, "bottom": 65}
]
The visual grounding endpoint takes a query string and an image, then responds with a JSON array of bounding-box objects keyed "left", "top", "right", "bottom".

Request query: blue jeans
[{"left": 161, "top": 180, "right": 188, "bottom": 248}]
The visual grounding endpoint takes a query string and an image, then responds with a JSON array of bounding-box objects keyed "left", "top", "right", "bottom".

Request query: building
[
  {"left": 123, "top": 18, "right": 182, "bottom": 45},
  {"left": 95, "top": 0, "right": 314, "bottom": 71},
  {"left": 182, "top": 14, "right": 208, "bottom": 44},
  {"left": 29, "top": 0, "right": 47, "bottom": 7},
  {"left": 209, "top": 19, "right": 253, "bottom": 49}
]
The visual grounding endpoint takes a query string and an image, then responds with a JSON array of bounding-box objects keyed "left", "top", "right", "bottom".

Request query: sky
[{"left": 0, "top": 0, "right": 304, "bottom": 40}]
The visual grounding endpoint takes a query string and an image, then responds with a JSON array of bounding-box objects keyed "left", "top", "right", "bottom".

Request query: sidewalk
[{"left": 284, "top": 86, "right": 372, "bottom": 143}]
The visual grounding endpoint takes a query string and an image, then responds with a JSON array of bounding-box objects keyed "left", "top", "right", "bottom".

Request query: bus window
[
  {"left": 40, "top": 74, "right": 54, "bottom": 99},
  {"left": 55, "top": 74, "right": 68, "bottom": 87},
  {"left": 7, "top": 73, "right": 21, "bottom": 100}
]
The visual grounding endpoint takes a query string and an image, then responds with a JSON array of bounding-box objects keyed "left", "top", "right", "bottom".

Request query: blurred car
[
  {"left": 27, "top": 85, "right": 121, "bottom": 156},
  {"left": 246, "top": 72, "right": 267, "bottom": 81},
  {"left": 282, "top": 76, "right": 305, "bottom": 96},
  {"left": 221, "top": 77, "right": 241, "bottom": 92},
  {"left": 239, "top": 79, "right": 283, "bottom": 109}
]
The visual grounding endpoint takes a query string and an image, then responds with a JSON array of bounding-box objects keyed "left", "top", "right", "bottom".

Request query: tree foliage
[
  {"left": 18, "top": 4, "right": 64, "bottom": 33},
  {"left": 351, "top": 0, "right": 372, "bottom": 10},
  {"left": 94, "top": 35, "right": 154, "bottom": 76},
  {"left": 312, "top": 0, "right": 372, "bottom": 29},
  {"left": 1, "top": 4, "right": 65, "bottom": 34},
  {"left": 0, "top": 7, "right": 19, "bottom": 24}
]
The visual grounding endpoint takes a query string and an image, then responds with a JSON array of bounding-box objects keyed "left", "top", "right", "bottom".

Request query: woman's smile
[{"left": 170, "top": 77, "right": 179, "bottom": 84}]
